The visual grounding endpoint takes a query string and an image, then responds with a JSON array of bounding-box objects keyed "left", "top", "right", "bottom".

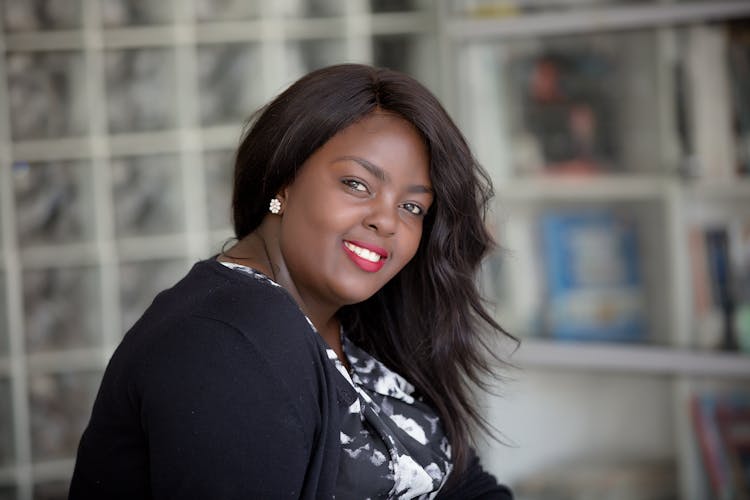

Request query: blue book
[{"left": 540, "top": 210, "right": 647, "bottom": 342}]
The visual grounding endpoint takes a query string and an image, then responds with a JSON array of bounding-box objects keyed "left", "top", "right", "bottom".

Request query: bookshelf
[
  {"left": 444, "top": 1, "right": 750, "bottom": 498},
  {"left": 0, "top": 0, "right": 748, "bottom": 499}
]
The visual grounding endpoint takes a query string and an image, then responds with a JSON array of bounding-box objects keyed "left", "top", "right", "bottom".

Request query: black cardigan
[{"left": 69, "top": 259, "right": 512, "bottom": 499}]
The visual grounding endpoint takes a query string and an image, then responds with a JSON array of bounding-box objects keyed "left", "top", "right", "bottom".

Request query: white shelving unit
[
  {"left": 440, "top": 1, "right": 750, "bottom": 499},
  {"left": 0, "top": 0, "right": 749, "bottom": 499}
]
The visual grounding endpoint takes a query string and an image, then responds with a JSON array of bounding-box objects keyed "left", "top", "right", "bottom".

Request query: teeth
[{"left": 345, "top": 242, "right": 382, "bottom": 263}]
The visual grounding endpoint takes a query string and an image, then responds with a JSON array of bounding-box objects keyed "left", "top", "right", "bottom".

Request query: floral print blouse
[{"left": 222, "top": 262, "right": 453, "bottom": 499}]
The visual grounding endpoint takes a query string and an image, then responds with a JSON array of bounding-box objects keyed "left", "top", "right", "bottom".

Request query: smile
[
  {"left": 344, "top": 241, "right": 383, "bottom": 262},
  {"left": 343, "top": 240, "right": 387, "bottom": 272}
]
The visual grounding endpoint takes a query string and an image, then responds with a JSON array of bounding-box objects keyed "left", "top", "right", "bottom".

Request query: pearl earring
[{"left": 269, "top": 198, "right": 282, "bottom": 214}]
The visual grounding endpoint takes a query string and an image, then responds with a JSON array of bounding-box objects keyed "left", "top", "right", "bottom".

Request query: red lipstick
[{"left": 342, "top": 240, "right": 387, "bottom": 273}]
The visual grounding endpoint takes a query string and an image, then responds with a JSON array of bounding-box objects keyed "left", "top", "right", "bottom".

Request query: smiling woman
[
  {"left": 69, "top": 64, "right": 516, "bottom": 499},
  {"left": 268, "top": 112, "right": 432, "bottom": 344}
]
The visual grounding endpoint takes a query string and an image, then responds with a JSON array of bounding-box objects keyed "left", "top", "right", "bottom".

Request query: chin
[{"left": 332, "top": 278, "right": 386, "bottom": 306}]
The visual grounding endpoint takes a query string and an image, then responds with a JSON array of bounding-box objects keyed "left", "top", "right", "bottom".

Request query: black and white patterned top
[{"left": 221, "top": 262, "right": 453, "bottom": 499}]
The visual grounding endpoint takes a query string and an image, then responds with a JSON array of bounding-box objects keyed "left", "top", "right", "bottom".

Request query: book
[
  {"left": 539, "top": 210, "right": 646, "bottom": 342},
  {"left": 729, "top": 219, "right": 750, "bottom": 352},
  {"left": 689, "top": 220, "right": 750, "bottom": 352},
  {"left": 705, "top": 227, "right": 738, "bottom": 351},
  {"left": 689, "top": 226, "right": 724, "bottom": 350},
  {"left": 717, "top": 405, "right": 750, "bottom": 497},
  {"left": 692, "top": 394, "right": 734, "bottom": 497},
  {"left": 691, "top": 393, "right": 750, "bottom": 499}
]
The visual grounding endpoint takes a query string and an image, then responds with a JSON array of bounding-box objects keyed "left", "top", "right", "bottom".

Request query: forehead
[{"left": 316, "top": 112, "right": 429, "bottom": 170}]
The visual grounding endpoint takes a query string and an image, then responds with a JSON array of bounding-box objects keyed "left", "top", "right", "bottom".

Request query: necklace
[
  {"left": 257, "top": 235, "right": 277, "bottom": 281},
  {"left": 222, "top": 234, "right": 277, "bottom": 281}
]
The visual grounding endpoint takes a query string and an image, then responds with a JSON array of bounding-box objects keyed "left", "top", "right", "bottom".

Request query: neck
[{"left": 221, "top": 219, "right": 345, "bottom": 357}]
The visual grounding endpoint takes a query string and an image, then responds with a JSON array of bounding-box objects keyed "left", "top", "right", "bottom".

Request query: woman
[{"left": 70, "top": 64, "right": 515, "bottom": 499}]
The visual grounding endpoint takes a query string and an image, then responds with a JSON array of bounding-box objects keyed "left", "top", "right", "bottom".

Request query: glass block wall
[{"left": 0, "top": 1, "right": 437, "bottom": 498}]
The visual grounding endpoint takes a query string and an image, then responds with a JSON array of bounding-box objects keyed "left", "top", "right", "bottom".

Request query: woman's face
[{"left": 278, "top": 111, "right": 432, "bottom": 309}]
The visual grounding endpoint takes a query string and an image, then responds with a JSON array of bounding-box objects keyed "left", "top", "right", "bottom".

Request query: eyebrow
[{"left": 335, "top": 156, "right": 433, "bottom": 194}]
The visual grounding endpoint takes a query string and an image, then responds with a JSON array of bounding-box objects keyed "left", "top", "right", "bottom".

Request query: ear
[
  {"left": 276, "top": 186, "right": 289, "bottom": 207},
  {"left": 271, "top": 187, "right": 289, "bottom": 215}
]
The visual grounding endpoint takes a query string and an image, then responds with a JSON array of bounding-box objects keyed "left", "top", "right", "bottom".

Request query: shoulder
[
  {"left": 126, "top": 259, "right": 322, "bottom": 366},
  {"left": 106, "top": 259, "right": 332, "bottom": 426}
]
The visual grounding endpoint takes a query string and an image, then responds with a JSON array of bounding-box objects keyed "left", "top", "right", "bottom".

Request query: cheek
[
  {"left": 395, "top": 223, "right": 425, "bottom": 267},
  {"left": 281, "top": 197, "right": 356, "bottom": 254}
]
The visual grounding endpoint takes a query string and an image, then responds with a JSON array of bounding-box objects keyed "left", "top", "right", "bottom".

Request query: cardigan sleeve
[
  {"left": 70, "top": 261, "right": 348, "bottom": 500},
  {"left": 140, "top": 315, "right": 320, "bottom": 499},
  {"left": 70, "top": 315, "right": 327, "bottom": 500}
]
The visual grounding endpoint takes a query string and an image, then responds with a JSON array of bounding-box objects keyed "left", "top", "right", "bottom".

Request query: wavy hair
[{"left": 231, "top": 64, "right": 516, "bottom": 479}]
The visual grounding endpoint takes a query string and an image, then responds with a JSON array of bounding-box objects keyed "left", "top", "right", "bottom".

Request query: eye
[
  {"left": 342, "top": 178, "right": 369, "bottom": 193},
  {"left": 401, "top": 202, "right": 424, "bottom": 216}
]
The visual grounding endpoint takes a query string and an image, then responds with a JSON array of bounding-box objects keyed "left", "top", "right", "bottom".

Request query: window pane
[
  {"left": 112, "top": 154, "right": 184, "bottom": 238},
  {"left": 284, "top": 38, "right": 347, "bottom": 84},
  {"left": 29, "top": 371, "right": 101, "bottom": 462},
  {"left": 6, "top": 52, "right": 88, "bottom": 140},
  {"left": 105, "top": 49, "right": 177, "bottom": 133},
  {"left": 197, "top": 43, "right": 263, "bottom": 127},
  {"left": 23, "top": 267, "right": 101, "bottom": 353},
  {"left": 13, "top": 161, "right": 94, "bottom": 247},
  {"left": 0, "top": 379, "right": 13, "bottom": 468},
  {"left": 100, "top": 0, "right": 174, "bottom": 27},
  {"left": 118, "top": 259, "right": 186, "bottom": 333},
  {"left": 1, "top": 0, "right": 82, "bottom": 32},
  {"left": 372, "top": 34, "right": 438, "bottom": 86},
  {"left": 277, "top": 0, "right": 346, "bottom": 18},
  {"left": 204, "top": 149, "right": 234, "bottom": 231},
  {"left": 0, "top": 272, "right": 7, "bottom": 357},
  {"left": 370, "top": 0, "right": 423, "bottom": 13},
  {"left": 195, "top": 0, "right": 262, "bottom": 22}
]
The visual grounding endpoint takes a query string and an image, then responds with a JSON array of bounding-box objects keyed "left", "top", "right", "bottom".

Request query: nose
[{"left": 363, "top": 197, "right": 397, "bottom": 236}]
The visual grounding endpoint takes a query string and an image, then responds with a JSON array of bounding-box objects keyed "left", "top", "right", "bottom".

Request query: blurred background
[{"left": 0, "top": 0, "right": 749, "bottom": 499}]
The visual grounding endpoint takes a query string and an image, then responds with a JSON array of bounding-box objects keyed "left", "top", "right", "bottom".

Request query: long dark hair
[{"left": 232, "top": 64, "right": 517, "bottom": 478}]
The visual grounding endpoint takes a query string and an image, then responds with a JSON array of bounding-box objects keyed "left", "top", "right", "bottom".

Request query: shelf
[
  {"left": 33, "top": 459, "right": 75, "bottom": 483},
  {"left": 102, "top": 26, "right": 180, "bottom": 49},
  {"left": 18, "top": 242, "right": 100, "bottom": 268},
  {"left": 2, "top": 13, "right": 434, "bottom": 53},
  {"left": 108, "top": 130, "right": 186, "bottom": 157},
  {"left": 4, "top": 30, "right": 85, "bottom": 52},
  {"left": 494, "top": 175, "right": 669, "bottom": 202},
  {"left": 0, "top": 459, "right": 85, "bottom": 486},
  {"left": 12, "top": 137, "right": 93, "bottom": 163},
  {"left": 369, "top": 12, "right": 433, "bottom": 36},
  {"left": 15, "top": 236, "right": 205, "bottom": 268},
  {"left": 26, "top": 348, "right": 107, "bottom": 374},
  {"left": 682, "top": 178, "right": 750, "bottom": 200},
  {"left": 10, "top": 127, "right": 242, "bottom": 162},
  {"left": 447, "top": 0, "right": 750, "bottom": 40},
  {"left": 200, "top": 125, "right": 244, "bottom": 151},
  {"left": 115, "top": 234, "right": 190, "bottom": 262},
  {"left": 0, "top": 465, "right": 14, "bottom": 485},
  {"left": 514, "top": 339, "right": 750, "bottom": 379}
]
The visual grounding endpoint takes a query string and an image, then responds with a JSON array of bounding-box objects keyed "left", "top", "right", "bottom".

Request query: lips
[{"left": 342, "top": 240, "right": 388, "bottom": 273}]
